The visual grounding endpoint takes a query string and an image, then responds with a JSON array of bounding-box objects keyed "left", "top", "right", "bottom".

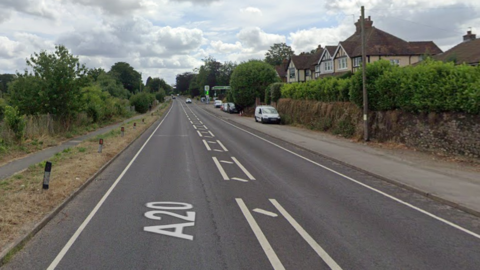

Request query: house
[
  {"left": 433, "top": 30, "right": 480, "bottom": 66},
  {"left": 315, "top": 46, "right": 336, "bottom": 79},
  {"left": 286, "top": 46, "right": 323, "bottom": 83},
  {"left": 331, "top": 16, "right": 442, "bottom": 74},
  {"left": 274, "top": 59, "right": 288, "bottom": 82}
]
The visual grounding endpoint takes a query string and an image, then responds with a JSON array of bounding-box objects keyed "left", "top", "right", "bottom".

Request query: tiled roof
[
  {"left": 325, "top": 46, "right": 337, "bottom": 57},
  {"left": 291, "top": 54, "right": 313, "bottom": 70},
  {"left": 275, "top": 63, "right": 287, "bottom": 78},
  {"left": 433, "top": 38, "right": 480, "bottom": 65},
  {"left": 309, "top": 50, "right": 324, "bottom": 71},
  {"left": 339, "top": 19, "right": 442, "bottom": 57}
]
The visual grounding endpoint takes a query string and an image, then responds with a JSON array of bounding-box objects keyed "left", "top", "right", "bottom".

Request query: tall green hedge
[{"left": 282, "top": 59, "right": 480, "bottom": 114}]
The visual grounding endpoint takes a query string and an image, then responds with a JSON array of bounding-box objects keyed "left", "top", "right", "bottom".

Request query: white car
[
  {"left": 186, "top": 98, "right": 192, "bottom": 103},
  {"left": 254, "top": 106, "right": 281, "bottom": 124},
  {"left": 214, "top": 100, "right": 222, "bottom": 108}
]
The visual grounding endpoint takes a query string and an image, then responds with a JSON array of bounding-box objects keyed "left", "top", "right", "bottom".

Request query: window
[
  {"left": 306, "top": 70, "right": 311, "bottom": 77},
  {"left": 353, "top": 57, "right": 362, "bottom": 67},
  {"left": 289, "top": 68, "right": 295, "bottom": 79},
  {"left": 315, "top": 65, "right": 320, "bottom": 73},
  {"left": 338, "top": 58, "right": 347, "bottom": 70},
  {"left": 324, "top": 61, "right": 333, "bottom": 71},
  {"left": 390, "top": 59, "right": 400, "bottom": 66}
]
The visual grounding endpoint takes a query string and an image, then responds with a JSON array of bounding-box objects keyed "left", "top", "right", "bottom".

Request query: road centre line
[
  {"left": 232, "top": 157, "right": 256, "bottom": 180},
  {"left": 219, "top": 119, "right": 480, "bottom": 241},
  {"left": 217, "top": 140, "right": 228, "bottom": 152},
  {"left": 47, "top": 102, "right": 175, "bottom": 270},
  {"left": 202, "top": 140, "right": 212, "bottom": 151},
  {"left": 212, "top": 157, "right": 229, "bottom": 180},
  {"left": 236, "top": 199, "right": 285, "bottom": 270},
  {"left": 270, "top": 199, "right": 342, "bottom": 269}
]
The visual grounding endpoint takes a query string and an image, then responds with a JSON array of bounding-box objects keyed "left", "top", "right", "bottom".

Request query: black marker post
[{"left": 43, "top": 161, "right": 52, "bottom": 190}]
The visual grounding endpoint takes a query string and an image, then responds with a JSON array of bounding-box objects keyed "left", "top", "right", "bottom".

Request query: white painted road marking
[
  {"left": 47, "top": 104, "right": 175, "bottom": 270},
  {"left": 270, "top": 199, "right": 342, "bottom": 269},
  {"left": 144, "top": 202, "right": 195, "bottom": 241},
  {"left": 213, "top": 157, "right": 229, "bottom": 180},
  {"left": 231, "top": 177, "right": 249, "bottom": 183},
  {"left": 221, "top": 119, "right": 480, "bottom": 241},
  {"left": 193, "top": 125, "right": 197, "bottom": 129},
  {"left": 232, "top": 157, "right": 255, "bottom": 180},
  {"left": 197, "top": 130, "right": 203, "bottom": 137},
  {"left": 217, "top": 140, "right": 228, "bottom": 152},
  {"left": 253, "top": 208, "right": 278, "bottom": 217},
  {"left": 236, "top": 199, "right": 285, "bottom": 270},
  {"left": 220, "top": 161, "right": 233, "bottom": 164},
  {"left": 202, "top": 140, "right": 211, "bottom": 151}
]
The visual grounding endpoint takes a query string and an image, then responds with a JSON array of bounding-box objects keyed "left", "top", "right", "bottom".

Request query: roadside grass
[{"left": 0, "top": 101, "right": 171, "bottom": 260}]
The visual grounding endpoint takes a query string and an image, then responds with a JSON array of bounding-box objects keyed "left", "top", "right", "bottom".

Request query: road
[{"left": 3, "top": 98, "right": 480, "bottom": 269}]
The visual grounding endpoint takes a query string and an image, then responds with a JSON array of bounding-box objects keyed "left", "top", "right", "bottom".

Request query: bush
[
  {"left": 281, "top": 77, "right": 350, "bottom": 102},
  {"left": 265, "top": 85, "right": 271, "bottom": 104},
  {"left": 130, "top": 92, "right": 155, "bottom": 113},
  {"left": 270, "top": 82, "right": 283, "bottom": 102},
  {"left": 4, "top": 105, "right": 26, "bottom": 142},
  {"left": 155, "top": 89, "right": 166, "bottom": 103},
  {"left": 230, "top": 60, "right": 279, "bottom": 108}
]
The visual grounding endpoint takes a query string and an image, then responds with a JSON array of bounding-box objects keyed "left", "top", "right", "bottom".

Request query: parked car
[
  {"left": 254, "top": 106, "right": 281, "bottom": 124},
  {"left": 222, "top": 102, "right": 238, "bottom": 114},
  {"left": 172, "top": 95, "right": 176, "bottom": 99},
  {"left": 214, "top": 100, "right": 222, "bottom": 108},
  {"left": 186, "top": 98, "right": 192, "bottom": 103}
]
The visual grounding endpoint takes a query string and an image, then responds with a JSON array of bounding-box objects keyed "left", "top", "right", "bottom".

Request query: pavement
[
  {"left": 198, "top": 100, "right": 480, "bottom": 216},
  {"left": 0, "top": 105, "right": 163, "bottom": 181}
]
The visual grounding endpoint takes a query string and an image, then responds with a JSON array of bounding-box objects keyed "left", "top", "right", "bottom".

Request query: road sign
[{"left": 205, "top": 85, "right": 209, "bottom": 95}]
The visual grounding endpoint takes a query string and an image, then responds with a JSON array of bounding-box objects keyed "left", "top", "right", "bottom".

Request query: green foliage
[
  {"left": 146, "top": 77, "right": 171, "bottom": 93},
  {"left": 270, "top": 82, "right": 283, "bottom": 103},
  {"left": 281, "top": 77, "right": 350, "bottom": 102},
  {"left": 264, "top": 43, "right": 294, "bottom": 66},
  {"left": 4, "top": 105, "right": 26, "bottom": 142},
  {"left": 230, "top": 60, "right": 280, "bottom": 108},
  {"left": 0, "top": 74, "right": 16, "bottom": 95},
  {"left": 108, "top": 62, "right": 142, "bottom": 93},
  {"left": 130, "top": 92, "right": 155, "bottom": 113},
  {"left": 95, "top": 72, "right": 130, "bottom": 99},
  {"left": 8, "top": 45, "right": 89, "bottom": 119},
  {"left": 265, "top": 85, "right": 271, "bottom": 104},
  {"left": 155, "top": 89, "right": 166, "bottom": 102}
]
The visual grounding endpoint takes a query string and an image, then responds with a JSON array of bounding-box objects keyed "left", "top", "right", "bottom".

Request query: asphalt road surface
[{"left": 4, "top": 98, "right": 480, "bottom": 270}]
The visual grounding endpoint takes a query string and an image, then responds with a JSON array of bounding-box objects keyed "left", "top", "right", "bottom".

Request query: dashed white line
[
  {"left": 193, "top": 125, "right": 197, "bottom": 129},
  {"left": 232, "top": 157, "right": 255, "bottom": 180},
  {"left": 220, "top": 161, "right": 234, "bottom": 164},
  {"left": 212, "top": 157, "right": 229, "bottom": 180},
  {"left": 208, "top": 131, "right": 215, "bottom": 137},
  {"left": 231, "top": 177, "right": 249, "bottom": 183},
  {"left": 202, "top": 140, "right": 212, "bottom": 151},
  {"left": 197, "top": 131, "right": 203, "bottom": 137},
  {"left": 236, "top": 199, "right": 285, "bottom": 270},
  {"left": 269, "top": 199, "right": 342, "bottom": 270}
]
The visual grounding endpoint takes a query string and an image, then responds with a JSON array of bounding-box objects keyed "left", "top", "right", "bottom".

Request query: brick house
[{"left": 433, "top": 30, "right": 480, "bottom": 66}]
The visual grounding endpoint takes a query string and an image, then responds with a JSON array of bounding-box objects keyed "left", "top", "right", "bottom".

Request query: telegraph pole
[{"left": 361, "top": 6, "right": 369, "bottom": 141}]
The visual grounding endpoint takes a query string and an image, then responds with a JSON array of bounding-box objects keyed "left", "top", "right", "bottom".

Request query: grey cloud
[
  {"left": 237, "top": 27, "right": 285, "bottom": 50},
  {"left": 168, "top": 0, "right": 219, "bottom": 4},
  {"left": 0, "top": 0, "right": 56, "bottom": 19},
  {"left": 67, "top": 0, "right": 142, "bottom": 15}
]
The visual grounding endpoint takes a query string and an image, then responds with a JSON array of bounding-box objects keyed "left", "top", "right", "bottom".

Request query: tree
[
  {"left": 230, "top": 60, "right": 279, "bottom": 108},
  {"left": 217, "top": 61, "right": 237, "bottom": 86},
  {"left": 96, "top": 73, "right": 130, "bottom": 99},
  {"left": 176, "top": 72, "right": 196, "bottom": 94},
  {"left": 9, "top": 45, "right": 89, "bottom": 119},
  {"left": 264, "top": 43, "right": 294, "bottom": 66},
  {"left": 108, "top": 62, "right": 142, "bottom": 94},
  {"left": 87, "top": 68, "right": 106, "bottom": 82},
  {"left": 0, "top": 74, "right": 16, "bottom": 97}
]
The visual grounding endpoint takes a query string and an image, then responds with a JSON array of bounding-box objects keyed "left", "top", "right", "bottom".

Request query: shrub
[
  {"left": 130, "top": 92, "right": 155, "bottom": 113},
  {"left": 4, "top": 105, "right": 26, "bottom": 142},
  {"left": 270, "top": 82, "right": 283, "bottom": 102},
  {"left": 265, "top": 85, "right": 271, "bottom": 104}
]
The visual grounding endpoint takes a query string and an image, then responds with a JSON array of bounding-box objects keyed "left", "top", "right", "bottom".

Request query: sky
[{"left": 0, "top": 0, "right": 479, "bottom": 85}]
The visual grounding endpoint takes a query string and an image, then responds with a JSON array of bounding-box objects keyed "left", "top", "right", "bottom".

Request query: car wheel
[{"left": 255, "top": 116, "right": 258, "bottom": 122}]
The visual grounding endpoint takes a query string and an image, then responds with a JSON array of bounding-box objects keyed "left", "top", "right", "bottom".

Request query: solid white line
[
  {"left": 253, "top": 208, "right": 278, "bottom": 217},
  {"left": 212, "top": 157, "right": 229, "bottom": 180},
  {"left": 47, "top": 103, "right": 175, "bottom": 270},
  {"left": 220, "top": 119, "right": 480, "bottom": 241},
  {"left": 236, "top": 199, "right": 285, "bottom": 270},
  {"left": 232, "top": 157, "right": 256, "bottom": 180},
  {"left": 217, "top": 140, "right": 228, "bottom": 152},
  {"left": 197, "top": 130, "right": 203, "bottom": 137},
  {"left": 208, "top": 141, "right": 217, "bottom": 144},
  {"left": 202, "top": 140, "right": 211, "bottom": 151},
  {"left": 231, "top": 177, "right": 249, "bottom": 183},
  {"left": 270, "top": 199, "right": 342, "bottom": 270}
]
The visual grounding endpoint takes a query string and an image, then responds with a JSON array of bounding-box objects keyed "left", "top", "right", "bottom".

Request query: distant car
[
  {"left": 214, "top": 100, "right": 222, "bottom": 108},
  {"left": 222, "top": 102, "right": 238, "bottom": 114},
  {"left": 186, "top": 98, "right": 192, "bottom": 103},
  {"left": 172, "top": 96, "right": 176, "bottom": 99},
  {"left": 254, "top": 106, "right": 281, "bottom": 124}
]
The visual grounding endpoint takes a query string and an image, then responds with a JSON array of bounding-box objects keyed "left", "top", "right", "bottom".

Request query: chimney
[
  {"left": 463, "top": 30, "right": 476, "bottom": 42},
  {"left": 355, "top": 16, "right": 373, "bottom": 33}
]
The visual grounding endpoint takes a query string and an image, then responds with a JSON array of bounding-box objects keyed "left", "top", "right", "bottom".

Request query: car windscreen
[
  {"left": 263, "top": 108, "right": 278, "bottom": 114},
  {"left": 228, "top": 103, "right": 235, "bottom": 107}
]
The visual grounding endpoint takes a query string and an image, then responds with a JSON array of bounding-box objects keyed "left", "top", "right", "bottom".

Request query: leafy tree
[
  {"left": 230, "top": 60, "right": 279, "bottom": 108},
  {"left": 130, "top": 92, "right": 155, "bottom": 113},
  {"left": 87, "top": 68, "right": 106, "bottom": 82},
  {"left": 108, "top": 62, "right": 142, "bottom": 94},
  {"left": 264, "top": 43, "right": 294, "bottom": 66},
  {"left": 146, "top": 77, "right": 170, "bottom": 93},
  {"left": 217, "top": 61, "right": 237, "bottom": 86},
  {"left": 95, "top": 73, "right": 130, "bottom": 99},
  {"left": 0, "top": 74, "right": 16, "bottom": 97},
  {"left": 8, "top": 45, "right": 89, "bottom": 120},
  {"left": 188, "top": 74, "right": 200, "bottom": 97},
  {"left": 146, "top": 76, "right": 153, "bottom": 87},
  {"left": 4, "top": 105, "right": 26, "bottom": 142},
  {"left": 176, "top": 72, "right": 196, "bottom": 94}
]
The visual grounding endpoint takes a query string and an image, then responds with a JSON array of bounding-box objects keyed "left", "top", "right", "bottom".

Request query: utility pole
[{"left": 361, "top": 6, "right": 369, "bottom": 141}]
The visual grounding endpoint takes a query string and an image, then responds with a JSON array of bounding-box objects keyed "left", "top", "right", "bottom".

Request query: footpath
[
  {"left": 0, "top": 107, "right": 161, "bottom": 181},
  {"left": 198, "top": 101, "right": 480, "bottom": 216}
]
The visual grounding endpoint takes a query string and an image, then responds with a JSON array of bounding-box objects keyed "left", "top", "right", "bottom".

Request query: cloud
[
  {"left": 67, "top": 0, "right": 143, "bottom": 15},
  {"left": 240, "top": 7, "right": 263, "bottom": 16},
  {"left": 210, "top": 40, "right": 243, "bottom": 53},
  {"left": 168, "top": 0, "right": 219, "bottom": 4},
  {"left": 0, "top": 0, "right": 57, "bottom": 19},
  {"left": 0, "top": 36, "right": 24, "bottom": 59},
  {"left": 289, "top": 22, "right": 354, "bottom": 53},
  {"left": 237, "top": 27, "right": 285, "bottom": 50}
]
